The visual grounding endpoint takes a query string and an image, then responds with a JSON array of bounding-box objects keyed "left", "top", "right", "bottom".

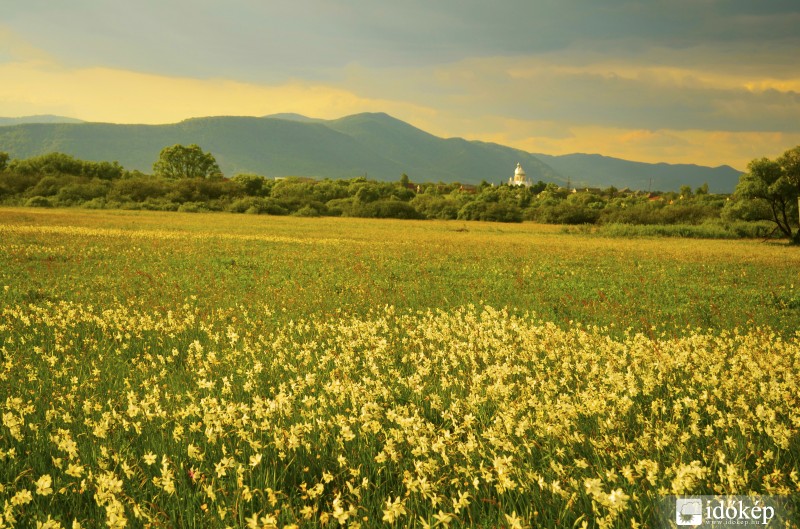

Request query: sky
[{"left": 2, "top": 0, "right": 799, "bottom": 170}]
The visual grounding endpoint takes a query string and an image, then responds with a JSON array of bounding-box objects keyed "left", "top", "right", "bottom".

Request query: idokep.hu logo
[
  {"left": 676, "top": 498, "right": 703, "bottom": 525},
  {"left": 660, "top": 495, "right": 793, "bottom": 527}
]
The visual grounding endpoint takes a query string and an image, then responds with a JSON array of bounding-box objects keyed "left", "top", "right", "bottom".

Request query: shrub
[
  {"left": 177, "top": 202, "right": 210, "bottom": 213},
  {"left": 366, "top": 199, "right": 424, "bottom": 220},
  {"left": 458, "top": 200, "right": 523, "bottom": 222},
  {"left": 538, "top": 203, "right": 601, "bottom": 225},
  {"left": 293, "top": 205, "right": 322, "bottom": 217},
  {"left": 82, "top": 197, "right": 107, "bottom": 209},
  {"left": 56, "top": 180, "right": 111, "bottom": 204},
  {"left": 25, "top": 195, "right": 54, "bottom": 208},
  {"left": 409, "top": 194, "right": 460, "bottom": 220},
  {"left": 109, "top": 177, "right": 170, "bottom": 202}
]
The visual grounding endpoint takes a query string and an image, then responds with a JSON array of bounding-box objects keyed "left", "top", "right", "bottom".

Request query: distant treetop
[{"left": 153, "top": 144, "right": 222, "bottom": 179}]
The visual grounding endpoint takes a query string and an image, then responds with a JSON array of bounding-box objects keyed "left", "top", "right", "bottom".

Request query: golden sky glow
[{"left": 2, "top": 2, "right": 800, "bottom": 170}]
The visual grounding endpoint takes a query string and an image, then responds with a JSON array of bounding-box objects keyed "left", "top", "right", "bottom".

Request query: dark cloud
[{"left": 5, "top": 0, "right": 800, "bottom": 80}]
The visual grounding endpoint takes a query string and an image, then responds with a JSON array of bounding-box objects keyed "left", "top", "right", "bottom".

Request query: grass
[
  {"left": 562, "top": 220, "right": 778, "bottom": 240},
  {"left": 1, "top": 208, "right": 798, "bottom": 337},
  {"left": 0, "top": 207, "right": 798, "bottom": 528}
]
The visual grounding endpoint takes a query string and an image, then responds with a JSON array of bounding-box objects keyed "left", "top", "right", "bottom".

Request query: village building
[{"left": 508, "top": 163, "right": 531, "bottom": 187}]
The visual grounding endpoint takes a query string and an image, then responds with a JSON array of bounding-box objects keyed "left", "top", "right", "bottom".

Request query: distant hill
[
  {"left": 0, "top": 113, "right": 562, "bottom": 185},
  {"left": 0, "top": 112, "right": 742, "bottom": 191},
  {"left": 0, "top": 115, "right": 84, "bottom": 126},
  {"left": 533, "top": 152, "right": 742, "bottom": 194},
  {"left": 262, "top": 113, "right": 326, "bottom": 123}
]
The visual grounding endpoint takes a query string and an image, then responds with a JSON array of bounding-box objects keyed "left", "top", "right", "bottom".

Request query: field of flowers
[{"left": 1, "top": 208, "right": 799, "bottom": 528}]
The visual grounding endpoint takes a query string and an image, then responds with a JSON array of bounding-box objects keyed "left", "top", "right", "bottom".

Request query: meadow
[{"left": 0, "top": 208, "right": 798, "bottom": 528}]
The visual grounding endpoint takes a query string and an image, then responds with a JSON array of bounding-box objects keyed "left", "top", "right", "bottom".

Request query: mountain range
[{"left": 0, "top": 113, "right": 743, "bottom": 192}]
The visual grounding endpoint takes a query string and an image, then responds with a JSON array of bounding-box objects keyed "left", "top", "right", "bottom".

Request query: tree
[
  {"left": 6, "top": 152, "right": 124, "bottom": 179},
  {"left": 153, "top": 144, "right": 222, "bottom": 179},
  {"left": 735, "top": 146, "right": 800, "bottom": 243},
  {"left": 0, "top": 152, "right": 8, "bottom": 172},
  {"left": 232, "top": 173, "right": 267, "bottom": 196}
]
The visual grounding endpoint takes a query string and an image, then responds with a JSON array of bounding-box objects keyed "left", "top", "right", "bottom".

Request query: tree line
[{"left": 0, "top": 143, "right": 798, "bottom": 241}]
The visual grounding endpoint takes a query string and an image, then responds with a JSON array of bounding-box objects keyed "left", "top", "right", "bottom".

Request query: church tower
[{"left": 509, "top": 163, "right": 530, "bottom": 187}]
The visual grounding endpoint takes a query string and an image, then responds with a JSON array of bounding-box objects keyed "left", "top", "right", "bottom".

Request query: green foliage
[
  {"left": 4, "top": 148, "right": 795, "bottom": 237},
  {"left": 590, "top": 220, "right": 777, "bottom": 240},
  {"left": 458, "top": 200, "right": 523, "bottom": 222},
  {"left": 152, "top": 144, "right": 222, "bottom": 179},
  {"left": 409, "top": 193, "right": 460, "bottom": 220},
  {"left": 108, "top": 176, "right": 170, "bottom": 203},
  {"left": 361, "top": 198, "right": 424, "bottom": 219},
  {"left": 292, "top": 204, "right": 322, "bottom": 217},
  {"left": 8, "top": 152, "right": 124, "bottom": 179},
  {"left": 721, "top": 196, "right": 772, "bottom": 223},
  {"left": 735, "top": 146, "right": 800, "bottom": 241},
  {"left": 177, "top": 201, "right": 211, "bottom": 213},
  {"left": 0, "top": 151, "right": 8, "bottom": 172},
  {"left": 538, "top": 202, "right": 601, "bottom": 225},
  {"left": 231, "top": 173, "right": 269, "bottom": 196},
  {"left": 24, "top": 195, "right": 54, "bottom": 208},
  {"left": 56, "top": 180, "right": 112, "bottom": 205}
]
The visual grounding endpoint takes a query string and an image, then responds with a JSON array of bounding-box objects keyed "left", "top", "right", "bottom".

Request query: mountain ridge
[
  {"left": 0, "top": 115, "right": 84, "bottom": 126},
  {"left": 0, "top": 113, "right": 743, "bottom": 192}
]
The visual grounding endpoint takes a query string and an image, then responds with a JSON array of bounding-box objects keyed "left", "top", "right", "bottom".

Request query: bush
[
  {"left": 458, "top": 200, "right": 523, "bottom": 222},
  {"left": 232, "top": 197, "right": 289, "bottom": 215},
  {"left": 293, "top": 205, "right": 322, "bottom": 217},
  {"left": 721, "top": 197, "right": 772, "bottom": 222},
  {"left": 228, "top": 197, "right": 263, "bottom": 213},
  {"left": 25, "top": 196, "right": 54, "bottom": 208},
  {"left": 140, "top": 198, "right": 179, "bottom": 211},
  {"left": 409, "top": 194, "right": 460, "bottom": 220},
  {"left": 109, "top": 177, "right": 170, "bottom": 202},
  {"left": 83, "top": 197, "right": 107, "bottom": 209},
  {"left": 10, "top": 152, "right": 124, "bottom": 179},
  {"left": 26, "top": 175, "right": 67, "bottom": 197},
  {"left": 56, "top": 180, "right": 111, "bottom": 204},
  {"left": 593, "top": 220, "right": 779, "bottom": 239},
  {"left": 326, "top": 197, "right": 358, "bottom": 217},
  {"left": 177, "top": 202, "right": 210, "bottom": 213},
  {"left": 369, "top": 199, "right": 424, "bottom": 220},
  {"left": 231, "top": 174, "right": 269, "bottom": 196},
  {"left": 536, "top": 203, "right": 601, "bottom": 225}
]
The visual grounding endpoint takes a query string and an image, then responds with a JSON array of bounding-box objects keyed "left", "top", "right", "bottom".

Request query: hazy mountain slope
[
  {"left": 0, "top": 118, "right": 389, "bottom": 178},
  {"left": 326, "top": 113, "right": 563, "bottom": 183},
  {"left": 0, "top": 114, "right": 561, "bottom": 184},
  {"left": 171, "top": 117, "right": 390, "bottom": 178},
  {"left": 0, "top": 112, "right": 742, "bottom": 191},
  {"left": 533, "top": 153, "right": 742, "bottom": 193},
  {"left": 0, "top": 115, "right": 84, "bottom": 126}
]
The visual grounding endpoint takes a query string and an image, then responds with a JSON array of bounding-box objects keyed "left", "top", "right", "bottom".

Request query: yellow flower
[
  {"left": 382, "top": 496, "right": 407, "bottom": 524},
  {"left": 143, "top": 452, "right": 157, "bottom": 466},
  {"left": 36, "top": 515, "right": 63, "bottom": 529},
  {"left": 188, "top": 443, "right": 204, "bottom": 461},
  {"left": 64, "top": 463, "right": 83, "bottom": 478},
  {"left": 35, "top": 474, "right": 53, "bottom": 496},
  {"left": 433, "top": 510, "right": 454, "bottom": 526},
  {"left": 11, "top": 488, "right": 33, "bottom": 506},
  {"left": 505, "top": 511, "right": 525, "bottom": 529}
]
